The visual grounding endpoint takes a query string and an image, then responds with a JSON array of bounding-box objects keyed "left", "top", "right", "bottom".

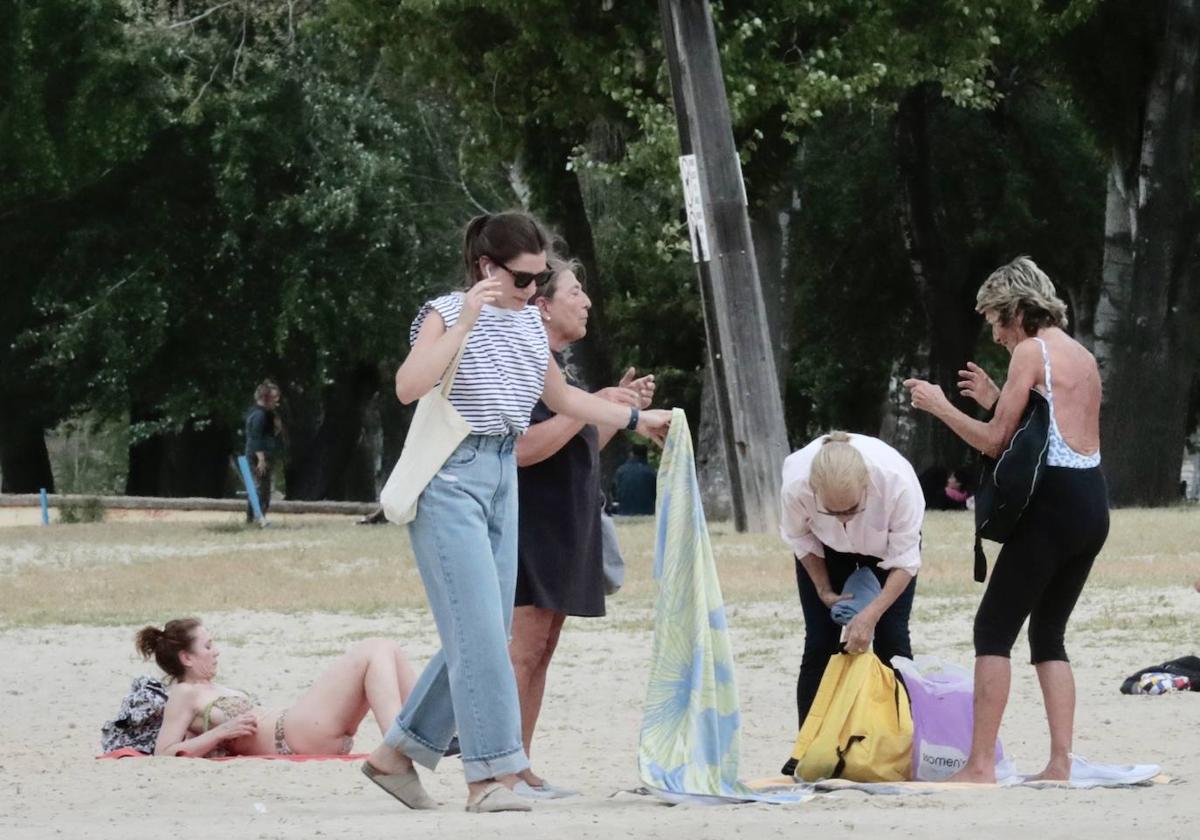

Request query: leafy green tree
[
  {"left": 3, "top": 0, "right": 506, "bottom": 498},
  {"left": 1059, "top": 0, "right": 1200, "bottom": 504}
]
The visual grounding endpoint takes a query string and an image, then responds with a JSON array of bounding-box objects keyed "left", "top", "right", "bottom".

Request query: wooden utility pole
[{"left": 659, "top": 0, "right": 790, "bottom": 533}]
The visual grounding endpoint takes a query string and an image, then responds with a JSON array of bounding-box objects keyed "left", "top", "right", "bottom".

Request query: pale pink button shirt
[{"left": 779, "top": 433, "right": 924, "bottom": 576}]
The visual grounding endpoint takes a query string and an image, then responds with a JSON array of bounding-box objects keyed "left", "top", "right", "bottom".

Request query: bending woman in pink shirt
[{"left": 779, "top": 432, "right": 924, "bottom": 747}]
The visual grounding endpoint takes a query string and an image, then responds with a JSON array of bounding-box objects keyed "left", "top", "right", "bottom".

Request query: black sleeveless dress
[{"left": 515, "top": 388, "right": 606, "bottom": 617}]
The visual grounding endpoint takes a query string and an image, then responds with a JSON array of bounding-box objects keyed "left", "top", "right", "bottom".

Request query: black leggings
[{"left": 974, "top": 466, "right": 1109, "bottom": 664}]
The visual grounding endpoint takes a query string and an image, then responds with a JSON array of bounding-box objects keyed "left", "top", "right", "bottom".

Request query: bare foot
[
  {"left": 1026, "top": 760, "right": 1071, "bottom": 782},
  {"left": 517, "top": 768, "right": 545, "bottom": 788},
  {"left": 367, "top": 743, "right": 413, "bottom": 775},
  {"left": 946, "top": 765, "right": 996, "bottom": 784}
]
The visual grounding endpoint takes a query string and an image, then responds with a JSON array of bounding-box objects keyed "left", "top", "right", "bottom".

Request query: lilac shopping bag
[{"left": 892, "top": 656, "right": 1011, "bottom": 781}]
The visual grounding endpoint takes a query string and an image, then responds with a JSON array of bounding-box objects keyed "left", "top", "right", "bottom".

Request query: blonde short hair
[
  {"left": 975, "top": 256, "right": 1068, "bottom": 332},
  {"left": 810, "top": 431, "right": 868, "bottom": 506}
]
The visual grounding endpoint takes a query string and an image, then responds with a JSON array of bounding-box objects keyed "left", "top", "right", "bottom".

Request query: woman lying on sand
[{"left": 136, "top": 617, "right": 416, "bottom": 757}]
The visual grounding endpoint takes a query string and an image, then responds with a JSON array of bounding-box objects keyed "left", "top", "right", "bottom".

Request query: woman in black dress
[{"left": 509, "top": 258, "right": 654, "bottom": 798}]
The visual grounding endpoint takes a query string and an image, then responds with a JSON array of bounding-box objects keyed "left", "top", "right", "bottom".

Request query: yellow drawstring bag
[{"left": 788, "top": 653, "right": 913, "bottom": 782}]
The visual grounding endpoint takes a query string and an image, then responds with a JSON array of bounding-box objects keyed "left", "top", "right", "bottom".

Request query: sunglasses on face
[
  {"left": 817, "top": 501, "right": 865, "bottom": 518},
  {"left": 489, "top": 257, "right": 553, "bottom": 289}
]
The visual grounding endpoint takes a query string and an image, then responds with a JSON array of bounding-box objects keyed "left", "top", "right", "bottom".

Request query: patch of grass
[
  {"left": 204, "top": 522, "right": 253, "bottom": 535},
  {"left": 0, "top": 508, "right": 1196, "bottom": 627}
]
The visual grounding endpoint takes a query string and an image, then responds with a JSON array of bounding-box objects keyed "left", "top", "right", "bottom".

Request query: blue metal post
[{"left": 237, "top": 455, "right": 266, "bottom": 526}]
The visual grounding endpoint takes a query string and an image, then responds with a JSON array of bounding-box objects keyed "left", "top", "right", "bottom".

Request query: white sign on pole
[{"left": 678, "top": 154, "right": 710, "bottom": 263}]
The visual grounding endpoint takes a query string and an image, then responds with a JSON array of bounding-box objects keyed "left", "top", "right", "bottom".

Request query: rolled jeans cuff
[
  {"left": 383, "top": 722, "right": 447, "bottom": 771},
  {"left": 383, "top": 718, "right": 529, "bottom": 783},
  {"left": 461, "top": 744, "right": 529, "bottom": 783}
]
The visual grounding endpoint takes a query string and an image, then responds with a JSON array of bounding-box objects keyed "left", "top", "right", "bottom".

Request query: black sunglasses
[{"left": 490, "top": 257, "right": 554, "bottom": 289}]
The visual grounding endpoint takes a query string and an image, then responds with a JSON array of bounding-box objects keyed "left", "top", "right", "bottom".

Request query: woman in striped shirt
[{"left": 362, "top": 212, "right": 671, "bottom": 814}]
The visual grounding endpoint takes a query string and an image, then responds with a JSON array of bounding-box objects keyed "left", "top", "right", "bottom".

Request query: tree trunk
[
  {"left": 284, "top": 363, "right": 381, "bottom": 502},
  {"left": 125, "top": 410, "right": 233, "bottom": 498},
  {"left": 892, "top": 84, "right": 981, "bottom": 473},
  {"left": 0, "top": 414, "right": 55, "bottom": 493},
  {"left": 1095, "top": 0, "right": 1200, "bottom": 505},
  {"left": 521, "top": 131, "right": 613, "bottom": 390}
]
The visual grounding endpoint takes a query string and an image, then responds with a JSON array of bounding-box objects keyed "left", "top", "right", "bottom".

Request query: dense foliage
[{"left": 1, "top": 0, "right": 1195, "bottom": 505}]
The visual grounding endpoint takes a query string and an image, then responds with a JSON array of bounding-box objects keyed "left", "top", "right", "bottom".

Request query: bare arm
[
  {"left": 859, "top": 568, "right": 910, "bottom": 621},
  {"left": 541, "top": 358, "right": 671, "bottom": 443},
  {"left": 905, "top": 340, "right": 1041, "bottom": 459},
  {"left": 517, "top": 377, "right": 646, "bottom": 467},
  {"left": 958, "top": 361, "right": 1001, "bottom": 411},
  {"left": 516, "top": 414, "right": 588, "bottom": 467},
  {"left": 394, "top": 313, "right": 468, "bottom": 404},
  {"left": 798, "top": 552, "right": 851, "bottom": 608},
  {"left": 394, "top": 280, "right": 502, "bottom": 404}
]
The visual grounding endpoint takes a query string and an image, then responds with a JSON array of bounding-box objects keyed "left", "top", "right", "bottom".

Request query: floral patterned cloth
[
  {"left": 637, "top": 410, "right": 806, "bottom": 804},
  {"left": 101, "top": 676, "right": 168, "bottom": 754}
]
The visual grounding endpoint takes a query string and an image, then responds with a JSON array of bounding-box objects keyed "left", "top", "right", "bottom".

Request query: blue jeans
[{"left": 384, "top": 434, "right": 529, "bottom": 782}]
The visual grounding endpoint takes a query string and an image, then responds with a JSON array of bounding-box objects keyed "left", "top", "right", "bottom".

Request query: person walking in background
[
  {"left": 509, "top": 258, "right": 655, "bottom": 799},
  {"left": 905, "top": 256, "right": 1107, "bottom": 783},
  {"left": 360, "top": 211, "right": 671, "bottom": 814},
  {"left": 613, "top": 445, "right": 657, "bottom": 515},
  {"left": 245, "top": 380, "right": 282, "bottom": 522}
]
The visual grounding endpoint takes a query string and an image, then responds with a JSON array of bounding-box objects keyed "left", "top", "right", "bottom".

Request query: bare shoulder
[
  {"left": 165, "top": 682, "right": 202, "bottom": 709},
  {"left": 1006, "top": 338, "right": 1043, "bottom": 385},
  {"left": 411, "top": 308, "right": 448, "bottom": 348}
]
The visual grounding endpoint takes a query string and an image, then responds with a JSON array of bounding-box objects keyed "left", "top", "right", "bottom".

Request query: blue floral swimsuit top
[{"left": 1034, "top": 337, "right": 1101, "bottom": 469}]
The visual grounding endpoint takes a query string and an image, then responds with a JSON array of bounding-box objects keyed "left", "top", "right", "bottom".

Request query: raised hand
[
  {"left": 619, "top": 367, "right": 656, "bottom": 409},
  {"left": 595, "top": 385, "right": 641, "bottom": 407},
  {"left": 903, "top": 378, "right": 952, "bottom": 417},
  {"left": 958, "top": 361, "right": 1000, "bottom": 410},
  {"left": 459, "top": 277, "right": 503, "bottom": 331}
]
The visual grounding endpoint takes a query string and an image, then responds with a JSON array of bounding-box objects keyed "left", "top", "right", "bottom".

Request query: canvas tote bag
[{"left": 380, "top": 331, "right": 472, "bottom": 525}]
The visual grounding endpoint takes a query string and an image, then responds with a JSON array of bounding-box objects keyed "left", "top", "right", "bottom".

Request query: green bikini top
[{"left": 198, "top": 691, "right": 258, "bottom": 733}]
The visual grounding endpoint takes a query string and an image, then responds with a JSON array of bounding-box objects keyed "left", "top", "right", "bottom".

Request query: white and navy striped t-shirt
[{"left": 410, "top": 293, "right": 550, "bottom": 436}]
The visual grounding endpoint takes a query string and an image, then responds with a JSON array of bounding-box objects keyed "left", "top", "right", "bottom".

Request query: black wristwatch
[{"left": 626, "top": 407, "right": 640, "bottom": 431}]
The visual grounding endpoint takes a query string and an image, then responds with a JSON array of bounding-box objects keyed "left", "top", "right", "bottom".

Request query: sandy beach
[{"left": 0, "top": 512, "right": 1196, "bottom": 838}]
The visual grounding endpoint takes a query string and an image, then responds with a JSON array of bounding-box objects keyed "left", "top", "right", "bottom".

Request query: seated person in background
[
  {"left": 918, "top": 465, "right": 975, "bottom": 511},
  {"left": 613, "top": 444, "right": 657, "bottom": 515},
  {"left": 137, "top": 618, "right": 416, "bottom": 757},
  {"left": 944, "top": 467, "right": 974, "bottom": 509}
]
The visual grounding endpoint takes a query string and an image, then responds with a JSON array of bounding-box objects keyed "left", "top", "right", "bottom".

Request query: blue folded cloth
[{"left": 830, "top": 566, "right": 882, "bottom": 625}]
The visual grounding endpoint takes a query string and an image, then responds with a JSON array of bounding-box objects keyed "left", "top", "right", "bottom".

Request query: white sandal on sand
[
  {"left": 465, "top": 782, "right": 532, "bottom": 813},
  {"left": 513, "top": 779, "right": 579, "bottom": 800}
]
